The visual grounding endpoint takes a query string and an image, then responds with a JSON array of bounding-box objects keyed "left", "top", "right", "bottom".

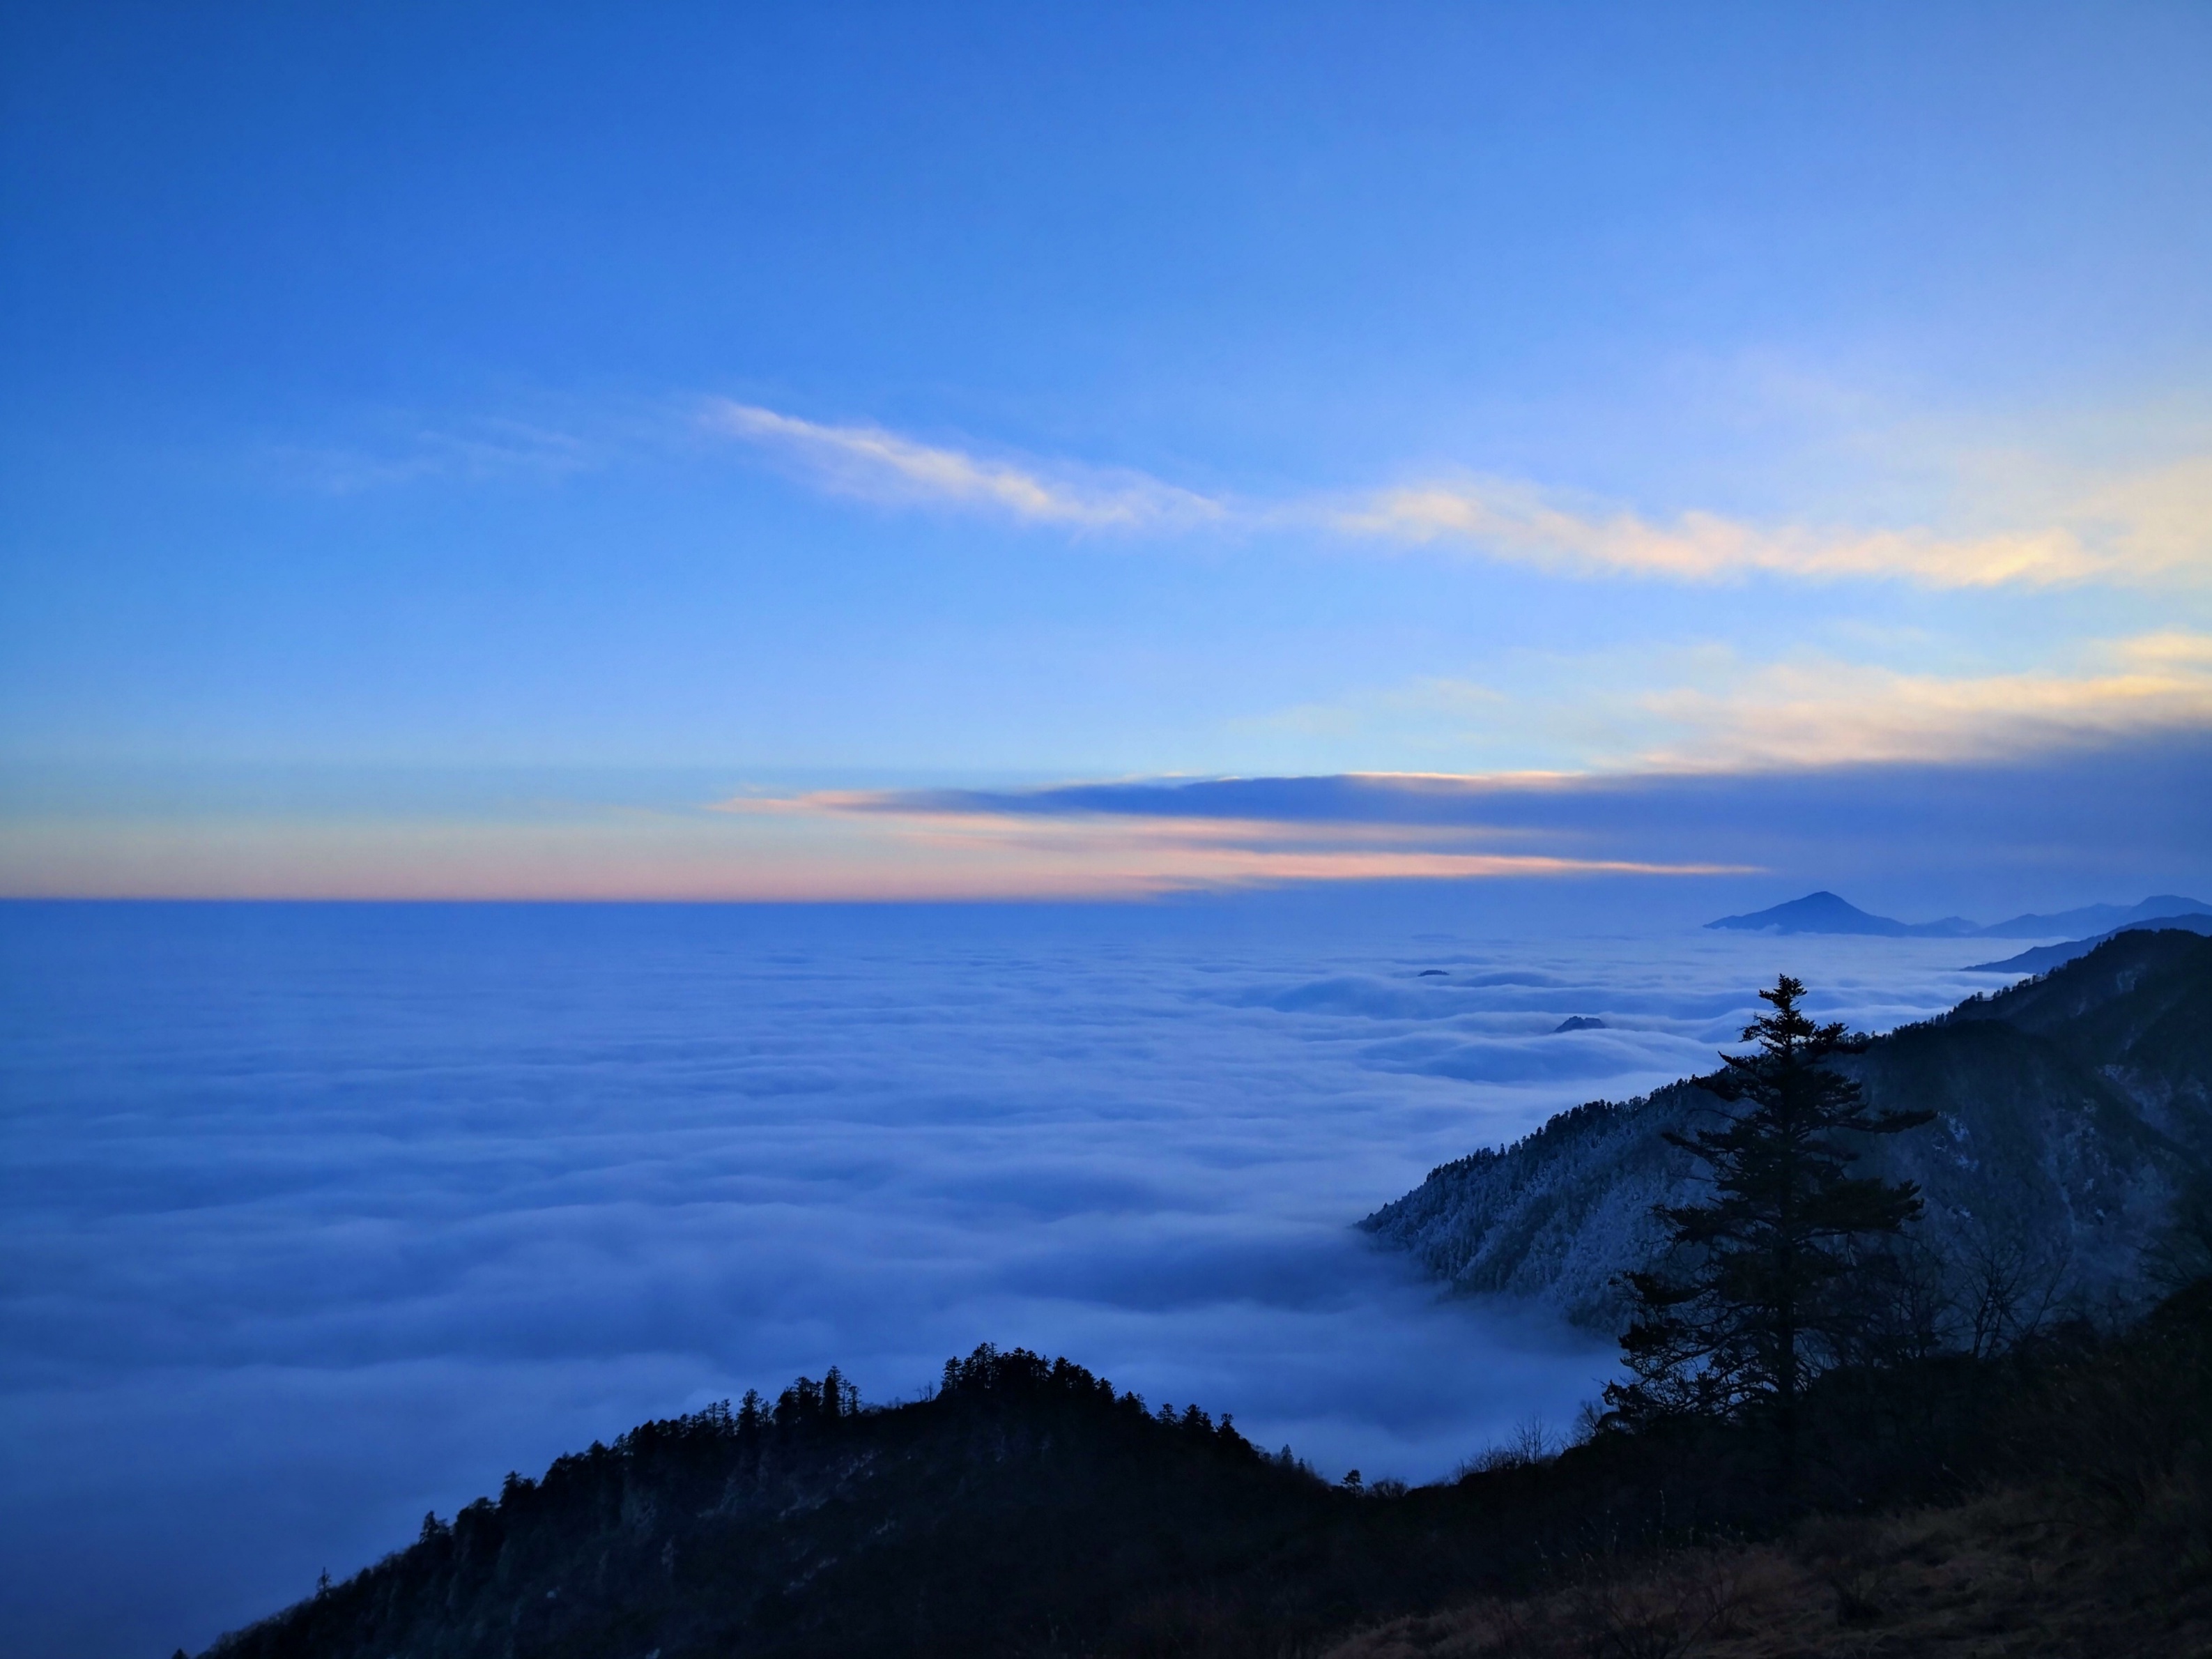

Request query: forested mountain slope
[
  {"left": 1363, "top": 930, "right": 2212, "bottom": 1328},
  {"left": 202, "top": 1353, "right": 1351, "bottom": 1659},
  {"left": 198, "top": 1290, "right": 2212, "bottom": 1659},
  {"left": 199, "top": 1340, "right": 1877, "bottom": 1659}
]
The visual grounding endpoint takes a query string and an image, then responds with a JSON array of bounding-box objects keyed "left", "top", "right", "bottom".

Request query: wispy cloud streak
[
  {"left": 273, "top": 418, "right": 597, "bottom": 494},
  {"left": 703, "top": 400, "right": 2210, "bottom": 589},
  {"left": 1631, "top": 632, "right": 2212, "bottom": 769},
  {"left": 704, "top": 400, "right": 1223, "bottom": 529},
  {"left": 1336, "top": 479, "right": 2106, "bottom": 588},
  {"left": 712, "top": 790, "right": 1746, "bottom": 892},
  {"left": 1241, "top": 632, "right": 2212, "bottom": 773}
]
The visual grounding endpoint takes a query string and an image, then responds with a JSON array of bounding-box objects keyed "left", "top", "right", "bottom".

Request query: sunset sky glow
[{"left": 3, "top": 3, "right": 2209, "bottom": 905}]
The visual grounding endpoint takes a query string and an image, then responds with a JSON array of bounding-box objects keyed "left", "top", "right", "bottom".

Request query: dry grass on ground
[{"left": 1323, "top": 1479, "right": 2212, "bottom": 1659}]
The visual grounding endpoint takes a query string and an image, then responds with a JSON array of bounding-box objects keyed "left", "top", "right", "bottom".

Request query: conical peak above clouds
[{"left": 1704, "top": 892, "right": 1980, "bottom": 937}]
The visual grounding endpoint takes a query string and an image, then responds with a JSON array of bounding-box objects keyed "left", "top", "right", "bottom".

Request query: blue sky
[{"left": 3, "top": 1, "right": 2209, "bottom": 902}]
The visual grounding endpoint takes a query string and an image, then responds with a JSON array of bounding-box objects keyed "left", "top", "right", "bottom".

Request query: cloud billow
[{"left": 2, "top": 899, "right": 2011, "bottom": 1658}]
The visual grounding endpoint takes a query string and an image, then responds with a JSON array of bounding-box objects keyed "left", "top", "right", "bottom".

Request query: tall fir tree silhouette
[{"left": 1606, "top": 975, "right": 1933, "bottom": 1471}]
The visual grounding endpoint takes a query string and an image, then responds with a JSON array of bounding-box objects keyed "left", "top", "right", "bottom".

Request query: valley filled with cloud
[{"left": 1, "top": 899, "right": 2004, "bottom": 1657}]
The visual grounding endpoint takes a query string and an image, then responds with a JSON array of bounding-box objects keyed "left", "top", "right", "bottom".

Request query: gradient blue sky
[{"left": 3, "top": 1, "right": 2209, "bottom": 902}]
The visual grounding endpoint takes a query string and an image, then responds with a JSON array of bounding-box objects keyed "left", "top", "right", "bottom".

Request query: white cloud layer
[{"left": 0, "top": 903, "right": 2001, "bottom": 1658}]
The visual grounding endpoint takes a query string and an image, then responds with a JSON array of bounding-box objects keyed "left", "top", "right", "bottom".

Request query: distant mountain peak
[{"left": 1704, "top": 892, "right": 1976, "bottom": 938}]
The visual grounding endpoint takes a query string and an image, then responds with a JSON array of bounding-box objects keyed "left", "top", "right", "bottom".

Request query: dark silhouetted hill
[
  {"left": 1324, "top": 1285, "right": 2212, "bottom": 1658},
  {"left": 197, "top": 1289, "right": 2212, "bottom": 1659},
  {"left": 200, "top": 1351, "right": 1481, "bottom": 1659}
]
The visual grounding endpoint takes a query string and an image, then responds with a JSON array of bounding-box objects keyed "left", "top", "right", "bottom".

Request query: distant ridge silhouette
[
  {"left": 1975, "top": 893, "right": 2212, "bottom": 938},
  {"left": 1966, "top": 912, "right": 2212, "bottom": 974},
  {"left": 1706, "top": 890, "right": 2211, "bottom": 940},
  {"left": 1703, "top": 891, "right": 1976, "bottom": 937}
]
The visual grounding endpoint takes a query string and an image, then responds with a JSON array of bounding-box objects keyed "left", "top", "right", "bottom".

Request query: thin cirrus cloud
[
  {"left": 1337, "top": 458, "right": 2210, "bottom": 589},
  {"left": 1338, "top": 480, "right": 2094, "bottom": 588},
  {"left": 272, "top": 418, "right": 599, "bottom": 494},
  {"left": 1279, "top": 631, "right": 2212, "bottom": 774},
  {"left": 1630, "top": 631, "right": 2212, "bottom": 770},
  {"left": 702, "top": 400, "right": 1224, "bottom": 530},
  {"left": 1242, "top": 632, "right": 2212, "bottom": 774},
  {"left": 704, "top": 400, "right": 2209, "bottom": 590}
]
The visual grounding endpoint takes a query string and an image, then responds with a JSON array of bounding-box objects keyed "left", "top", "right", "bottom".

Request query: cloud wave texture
[{"left": 1, "top": 901, "right": 2004, "bottom": 1658}]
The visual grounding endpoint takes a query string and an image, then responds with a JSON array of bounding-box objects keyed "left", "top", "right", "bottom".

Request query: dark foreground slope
[
  {"left": 204, "top": 1354, "right": 1349, "bottom": 1659},
  {"left": 1365, "top": 929, "right": 2212, "bottom": 1327},
  {"left": 1329, "top": 1285, "right": 2212, "bottom": 1659},
  {"left": 203, "top": 1290, "right": 2212, "bottom": 1659},
  {"left": 204, "top": 1352, "right": 1470, "bottom": 1659}
]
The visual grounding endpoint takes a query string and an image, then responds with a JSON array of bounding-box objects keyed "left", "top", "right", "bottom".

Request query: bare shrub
[{"left": 1457, "top": 1416, "right": 1560, "bottom": 1478}]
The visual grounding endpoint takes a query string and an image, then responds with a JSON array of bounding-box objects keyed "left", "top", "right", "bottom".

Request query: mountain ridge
[
  {"left": 1705, "top": 890, "right": 2210, "bottom": 939},
  {"left": 1977, "top": 892, "right": 2212, "bottom": 938},
  {"left": 1967, "top": 912, "right": 2212, "bottom": 974},
  {"left": 1364, "top": 928, "right": 2212, "bottom": 1329},
  {"left": 189, "top": 1299, "right": 2212, "bottom": 1659}
]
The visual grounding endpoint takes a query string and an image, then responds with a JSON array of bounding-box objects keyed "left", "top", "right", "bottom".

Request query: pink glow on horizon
[{"left": 0, "top": 792, "right": 1753, "bottom": 901}]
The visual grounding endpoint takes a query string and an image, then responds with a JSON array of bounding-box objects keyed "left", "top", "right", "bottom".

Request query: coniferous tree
[{"left": 1606, "top": 976, "right": 1934, "bottom": 1462}]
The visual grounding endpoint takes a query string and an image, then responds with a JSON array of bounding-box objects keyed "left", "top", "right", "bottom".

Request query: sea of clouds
[{"left": 0, "top": 897, "right": 2013, "bottom": 1658}]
